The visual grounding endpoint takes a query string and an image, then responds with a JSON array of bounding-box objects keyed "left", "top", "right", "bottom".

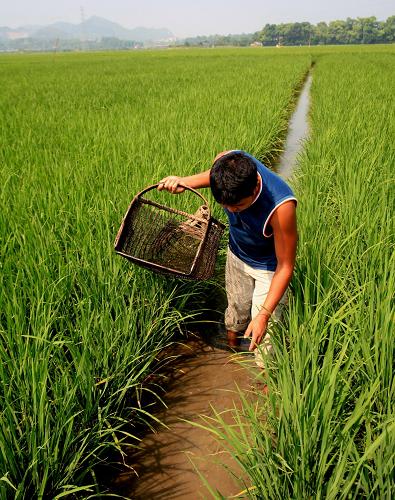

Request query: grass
[
  {"left": 196, "top": 46, "right": 395, "bottom": 498},
  {"left": 3, "top": 44, "right": 392, "bottom": 498},
  {"left": 0, "top": 48, "right": 311, "bottom": 497}
]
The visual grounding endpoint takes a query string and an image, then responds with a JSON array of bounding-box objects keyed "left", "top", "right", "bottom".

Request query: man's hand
[
  {"left": 158, "top": 176, "right": 185, "bottom": 194},
  {"left": 244, "top": 313, "right": 270, "bottom": 352}
]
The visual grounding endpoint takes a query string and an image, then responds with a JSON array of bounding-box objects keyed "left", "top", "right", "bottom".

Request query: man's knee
[{"left": 224, "top": 303, "right": 251, "bottom": 332}]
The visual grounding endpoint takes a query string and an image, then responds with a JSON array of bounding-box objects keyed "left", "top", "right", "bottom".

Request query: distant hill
[
  {"left": 128, "top": 26, "right": 174, "bottom": 42},
  {"left": 0, "top": 16, "right": 174, "bottom": 42}
]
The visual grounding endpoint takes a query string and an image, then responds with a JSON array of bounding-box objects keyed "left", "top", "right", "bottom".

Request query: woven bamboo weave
[{"left": 114, "top": 184, "right": 225, "bottom": 280}]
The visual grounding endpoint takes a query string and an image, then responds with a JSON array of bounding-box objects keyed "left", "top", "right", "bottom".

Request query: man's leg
[
  {"left": 224, "top": 248, "right": 255, "bottom": 348},
  {"left": 248, "top": 266, "right": 288, "bottom": 368}
]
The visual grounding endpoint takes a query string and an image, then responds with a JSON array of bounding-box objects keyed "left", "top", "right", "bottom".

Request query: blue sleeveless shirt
[{"left": 224, "top": 151, "right": 297, "bottom": 271}]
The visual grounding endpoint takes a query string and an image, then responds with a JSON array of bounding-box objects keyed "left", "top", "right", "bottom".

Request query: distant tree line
[
  {"left": 0, "top": 37, "right": 143, "bottom": 52},
  {"left": 182, "top": 15, "right": 395, "bottom": 47},
  {"left": 259, "top": 16, "right": 395, "bottom": 46},
  {"left": 181, "top": 33, "right": 257, "bottom": 47},
  {"left": 1, "top": 15, "right": 393, "bottom": 53}
]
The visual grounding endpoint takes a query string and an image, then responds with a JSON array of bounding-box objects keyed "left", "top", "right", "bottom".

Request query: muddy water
[
  {"left": 112, "top": 340, "right": 257, "bottom": 499},
  {"left": 277, "top": 72, "right": 312, "bottom": 179},
  {"left": 112, "top": 73, "right": 313, "bottom": 499}
]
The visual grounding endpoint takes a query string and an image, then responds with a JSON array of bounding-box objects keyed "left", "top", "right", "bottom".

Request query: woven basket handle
[{"left": 137, "top": 183, "right": 211, "bottom": 212}]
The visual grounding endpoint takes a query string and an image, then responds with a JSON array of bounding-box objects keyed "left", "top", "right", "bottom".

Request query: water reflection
[{"left": 277, "top": 73, "right": 312, "bottom": 179}]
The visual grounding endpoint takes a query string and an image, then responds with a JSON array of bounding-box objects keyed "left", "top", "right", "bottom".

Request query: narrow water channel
[
  {"left": 277, "top": 72, "right": 312, "bottom": 179},
  {"left": 111, "top": 71, "right": 313, "bottom": 499}
]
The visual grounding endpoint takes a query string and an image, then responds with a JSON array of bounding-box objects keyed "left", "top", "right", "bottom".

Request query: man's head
[{"left": 210, "top": 152, "right": 260, "bottom": 212}]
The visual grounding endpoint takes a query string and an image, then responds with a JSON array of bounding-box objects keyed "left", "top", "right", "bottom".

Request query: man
[{"left": 158, "top": 150, "right": 297, "bottom": 367}]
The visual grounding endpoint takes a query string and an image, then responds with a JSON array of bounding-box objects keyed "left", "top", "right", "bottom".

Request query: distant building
[
  {"left": 153, "top": 36, "right": 177, "bottom": 48},
  {"left": 250, "top": 41, "right": 262, "bottom": 47}
]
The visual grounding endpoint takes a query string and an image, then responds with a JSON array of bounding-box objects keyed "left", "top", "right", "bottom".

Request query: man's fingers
[
  {"left": 249, "top": 332, "right": 259, "bottom": 352},
  {"left": 249, "top": 331, "right": 265, "bottom": 352},
  {"left": 170, "top": 180, "right": 180, "bottom": 193},
  {"left": 158, "top": 177, "right": 170, "bottom": 189},
  {"left": 244, "top": 324, "right": 252, "bottom": 339},
  {"left": 157, "top": 177, "right": 185, "bottom": 194}
]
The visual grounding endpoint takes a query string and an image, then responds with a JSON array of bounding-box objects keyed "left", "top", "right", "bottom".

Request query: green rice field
[
  {"left": 199, "top": 48, "right": 395, "bottom": 499},
  {"left": 0, "top": 45, "right": 394, "bottom": 497}
]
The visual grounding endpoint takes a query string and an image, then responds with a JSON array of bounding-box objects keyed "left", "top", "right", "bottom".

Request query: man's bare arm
[
  {"left": 158, "top": 170, "right": 210, "bottom": 193},
  {"left": 261, "top": 200, "right": 298, "bottom": 314},
  {"left": 244, "top": 200, "right": 297, "bottom": 351},
  {"left": 158, "top": 150, "right": 235, "bottom": 193}
]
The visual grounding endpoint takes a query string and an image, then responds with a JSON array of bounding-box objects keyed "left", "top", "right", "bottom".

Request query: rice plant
[
  {"left": 198, "top": 45, "right": 395, "bottom": 499},
  {"left": 0, "top": 48, "right": 311, "bottom": 497}
]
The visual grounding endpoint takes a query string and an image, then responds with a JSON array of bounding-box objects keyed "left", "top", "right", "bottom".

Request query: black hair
[{"left": 210, "top": 152, "right": 258, "bottom": 205}]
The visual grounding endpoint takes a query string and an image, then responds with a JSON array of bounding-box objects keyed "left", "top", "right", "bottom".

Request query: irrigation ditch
[{"left": 106, "top": 67, "right": 314, "bottom": 499}]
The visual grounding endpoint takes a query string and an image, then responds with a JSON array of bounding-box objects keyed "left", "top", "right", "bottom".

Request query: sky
[{"left": 1, "top": 0, "right": 394, "bottom": 38}]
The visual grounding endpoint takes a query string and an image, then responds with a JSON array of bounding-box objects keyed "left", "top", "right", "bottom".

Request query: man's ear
[{"left": 254, "top": 174, "right": 261, "bottom": 194}]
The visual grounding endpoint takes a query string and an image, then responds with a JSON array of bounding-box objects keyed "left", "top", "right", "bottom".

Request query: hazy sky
[{"left": 1, "top": 0, "right": 393, "bottom": 37}]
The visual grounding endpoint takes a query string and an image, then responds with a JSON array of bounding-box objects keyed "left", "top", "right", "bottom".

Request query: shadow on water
[{"left": 275, "top": 72, "right": 313, "bottom": 180}]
